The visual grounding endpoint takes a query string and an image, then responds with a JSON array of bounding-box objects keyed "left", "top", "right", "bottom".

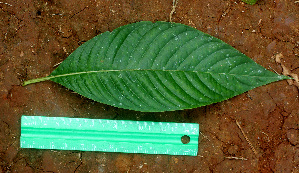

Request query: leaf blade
[{"left": 26, "top": 21, "right": 289, "bottom": 112}]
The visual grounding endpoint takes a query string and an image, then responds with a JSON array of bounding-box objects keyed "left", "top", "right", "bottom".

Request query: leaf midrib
[
  {"left": 51, "top": 69, "right": 282, "bottom": 79},
  {"left": 23, "top": 69, "right": 283, "bottom": 86}
]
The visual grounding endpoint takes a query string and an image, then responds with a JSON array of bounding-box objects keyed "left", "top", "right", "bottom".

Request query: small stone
[
  {"left": 228, "top": 145, "right": 239, "bottom": 155},
  {"left": 284, "top": 111, "right": 299, "bottom": 129},
  {"left": 20, "top": 51, "right": 24, "bottom": 57},
  {"left": 173, "top": 157, "right": 179, "bottom": 164},
  {"left": 287, "top": 129, "right": 298, "bottom": 146}
]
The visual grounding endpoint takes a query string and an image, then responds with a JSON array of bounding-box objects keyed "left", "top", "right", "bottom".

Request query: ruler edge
[{"left": 21, "top": 115, "right": 199, "bottom": 126}]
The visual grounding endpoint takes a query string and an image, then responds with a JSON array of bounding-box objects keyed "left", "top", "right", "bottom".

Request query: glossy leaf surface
[{"left": 24, "top": 21, "right": 289, "bottom": 112}]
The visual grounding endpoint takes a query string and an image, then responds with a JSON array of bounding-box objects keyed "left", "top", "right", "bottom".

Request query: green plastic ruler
[{"left": 20, "top": 116, "right": 199, "bottom": 156}]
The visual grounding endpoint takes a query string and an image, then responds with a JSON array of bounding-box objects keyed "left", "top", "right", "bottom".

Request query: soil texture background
[{"left": 0, "top": 0, "right": 298, "bottom": 172}]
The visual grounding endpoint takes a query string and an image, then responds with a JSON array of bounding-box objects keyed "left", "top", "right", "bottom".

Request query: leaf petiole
[{"left": 23, "top": 76, "right": 54, "bottom": 86}]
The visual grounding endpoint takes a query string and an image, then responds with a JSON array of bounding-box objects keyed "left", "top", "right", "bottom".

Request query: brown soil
[{"left": 1, "top": 0, "right": 298, "bottom": 172}]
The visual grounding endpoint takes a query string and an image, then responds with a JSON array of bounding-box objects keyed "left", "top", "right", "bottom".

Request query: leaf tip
[{"left": 279, "top": 75, "right": 293, "bottom": 80}]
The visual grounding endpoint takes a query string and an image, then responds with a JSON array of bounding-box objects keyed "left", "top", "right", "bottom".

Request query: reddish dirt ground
[{"left": 0, "top": 0, "right": 298, "bottom": 172}]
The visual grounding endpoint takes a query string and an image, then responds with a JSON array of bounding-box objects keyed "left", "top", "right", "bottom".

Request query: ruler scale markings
[{"left": 20, "top": 115, "right": 199, "bottom": 156}]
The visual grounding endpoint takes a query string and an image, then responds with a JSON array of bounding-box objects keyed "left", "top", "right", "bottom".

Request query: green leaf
[
  {"left": 23, "top": 21, "right": 289, "bottom": 112},
  {"left": 242, "top": 0, "right": 258, "bottom": 5}
]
